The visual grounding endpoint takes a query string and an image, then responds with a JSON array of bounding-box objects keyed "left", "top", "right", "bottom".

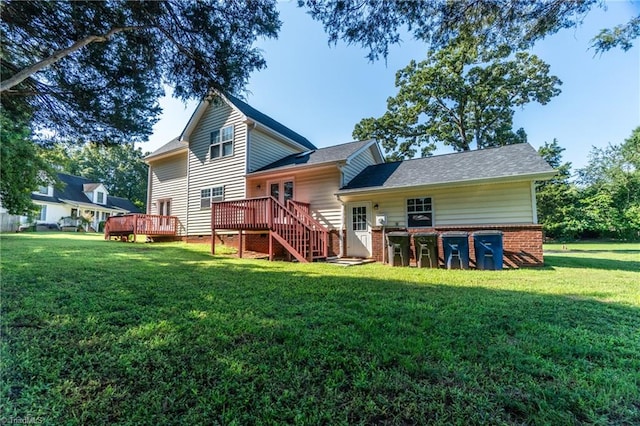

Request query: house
[
  {"left": 144, "top": 91, "right": 555, "bottom": 267},
  {"left": 24, "top": 172, "right": 141, "bottom": 231}
]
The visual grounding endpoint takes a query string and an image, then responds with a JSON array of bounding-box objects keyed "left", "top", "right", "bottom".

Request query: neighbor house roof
[
  {"left": 145, "top": 137, "right": 187, "bottom": 161},
  {"left": 338, "top": 143, "right": 556, "bottom": 194},
  {"left": 33, "top": 173, "right": 141, "bottom": 213},
  {"left": 252, "top": 139, "right": 381, "bottom": 174}
]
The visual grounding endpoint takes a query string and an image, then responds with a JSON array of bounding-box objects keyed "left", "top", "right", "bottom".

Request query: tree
[
  {"left": 300, "top": 0, "right": 637, "bottom": 60},
  {"left": 1, "top": 0, "right": 280, "bottom": 145},
  {"left": 0, "top": 110, "right": 52, "bottom": 215},
  {"left": 64, "top": 144, "right": 150, "bottom": 210},
  {"left": 535, "top": 139, "right": 583, "bottom": 240},
  {"left": 577, "top": 128, "right": 640, "bottom": 239},
  {"left": 353, "top": 36, "right": 561, "bottom": 159}
]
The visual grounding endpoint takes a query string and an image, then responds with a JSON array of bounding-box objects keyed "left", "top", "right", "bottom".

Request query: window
[
  {"left": 210, "top": 125, "right": 234, "bottom": 159},
  {"left": 200, "top": 186, "right": 224, "bottom": 208},
  {"left": 96, "top": 191, "right": 104, "bottom": 204},
  {"left": 352, "top": 206, "right": 367, "bottom": 231},
  {"left": 38, "top": 205, "right": 47, "bottom": 221},
  {"left": 37, "top": 186, "right": 49, "bottom": 195},
  {"left": 407, "top": 197, "right": 433, "bottom": 227}
]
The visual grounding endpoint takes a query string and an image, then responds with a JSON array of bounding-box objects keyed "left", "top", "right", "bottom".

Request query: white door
[{"left": 346, "top": 202, "right": 372, "bottom": 258}]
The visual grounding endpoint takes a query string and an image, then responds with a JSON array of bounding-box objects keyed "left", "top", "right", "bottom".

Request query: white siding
[
  {"left": 340, "top": 181, "right": 535, "bottom": 227},
  {"left": 292, "top": 168, "right": 343, "bottom": 230},
  {"left": 36, "top": 202, "right": 68, "bottom": 224},
  {"left": 342, "top": 146, "right": 378, "bottom": 186},
  {"left": 187, "top": 101, "right": 247, "bottom": 235},
  {"left": 248, "top": 129, "right": 301, "bottom": 172},
  {"left": 148, "top": 152, "right": 188, "bottom": 235}
]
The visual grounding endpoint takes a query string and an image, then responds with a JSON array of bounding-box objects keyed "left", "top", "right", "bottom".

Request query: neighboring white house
[
  {"left": 24, "top": 172, "right": 140, "bottom": 231},
  {"left": 145, "top": 91, "right": 556, "bottom": 267}
]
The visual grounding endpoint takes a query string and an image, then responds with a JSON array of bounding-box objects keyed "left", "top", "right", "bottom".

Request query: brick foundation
[
  {"left": 372, "top": 225, "right": 544, "bottom": 268},
  {"left": 185, "top": 230, "right": 341, "bottom": 259}
]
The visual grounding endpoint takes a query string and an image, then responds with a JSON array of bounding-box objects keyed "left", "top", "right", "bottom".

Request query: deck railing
[
  {"left": 212, "top": 197, "right": 328, "bottom": 262},
  {"left": 104, "top": 214, "right": 178, "bottom": 240}
]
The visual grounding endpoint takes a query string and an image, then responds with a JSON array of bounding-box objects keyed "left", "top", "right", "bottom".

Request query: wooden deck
[
  {"left": 211, "top": 196, "right": 329, "bottom": 262},
  {"left": 104, "top": 214, "right": 178, "bottom": 242}
]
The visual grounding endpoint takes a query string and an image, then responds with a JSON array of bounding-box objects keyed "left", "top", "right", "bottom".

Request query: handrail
[
  {"left": 212, "top": 197, "right": 329, "bottom": 261},
  {"left": 104, "top": 214, "right": 178, "bottom": 240}
]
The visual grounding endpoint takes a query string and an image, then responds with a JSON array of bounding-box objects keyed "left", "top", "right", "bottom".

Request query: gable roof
[
  {"left": 180, "top": 91, "right": 316, "bottom": 151},
  {"left": 33, "top": 173, "right": 140, "bottom": 213},
  {"left": 338, "top": 143, "right": 556, "bottom": 194},
  {"left": 225, "top": 94, "right": 316, "bottom": 151},
  {"left": 252, "top": 139, "right": 380, "bottom": 174},
  {"left": 145, "top": 137, "right": 187, "bottom": 162}
]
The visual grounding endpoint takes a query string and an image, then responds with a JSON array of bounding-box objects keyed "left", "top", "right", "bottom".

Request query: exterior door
[
  {"left": 268, "top": 178, "right": 294, "bottom": 205},
  {"left": 346, "top": 202, "right": 372, "bottom": 258}
]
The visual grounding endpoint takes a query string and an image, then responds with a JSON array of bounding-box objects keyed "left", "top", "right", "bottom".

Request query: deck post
[
  {"left": 238, "top": 229, "right": 243, "bottom": 258},
  {"left": 133, "top": 215, "right": 137, "bottom": 243},
  {"left": 269, "top": 232, "right": 274, "bottom": 261},
  {"left": 211, "top": 204, "right": 216, "bottom": 255}
]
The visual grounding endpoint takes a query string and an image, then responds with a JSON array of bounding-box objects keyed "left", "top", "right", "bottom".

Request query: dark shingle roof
[
  {"left": 339, "top": 143, "right": 555, "bottom": 193},
  {"left": 108, "top": 196, "right": 141, "bottom": 213},
  {"left": 226, "top": 94, "right": 316, "bottom": 151},
  {"left": 34, "top": 173, "right": 139, "bottom": 212},
  {"left": 254, "top": 140, "right": 374, "bottom": 173},
  {"left": 145, "top": 137, "right": 187, "bottom": 160}
]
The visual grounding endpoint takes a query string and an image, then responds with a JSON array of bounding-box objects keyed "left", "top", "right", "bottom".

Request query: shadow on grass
[
  {"left": 545, "top": 254, "right": 640, "bottom": 272},
  {"left": 2, "top": 235, "right": 639, "bottom": 424}
]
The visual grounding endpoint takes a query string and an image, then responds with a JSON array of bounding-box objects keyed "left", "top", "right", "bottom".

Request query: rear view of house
[{"left": 145, "top": 91, "right": 555, "bottom": 267}]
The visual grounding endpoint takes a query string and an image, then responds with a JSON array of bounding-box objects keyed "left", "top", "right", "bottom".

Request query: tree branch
[{"left": 1, "top": 26, "right": 146, "bottom": 93}]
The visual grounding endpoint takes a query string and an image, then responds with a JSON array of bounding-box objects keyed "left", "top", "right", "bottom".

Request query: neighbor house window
[
  {"left": 210, "top": 125, "right": 234, "bottom": 159},
  {"left": 96, "top": 191, "right": 104, "bottom": 204},
  {"left": 407, "top": 197, "right": 433, "bottom": 227},
  {"left": 37, "top": 185, "right": 49, "bottom": 195},
  {"left": 200, "top": 186, "right": 224, "bottom": 208},
  {"left": 38, "top": 205, "right": 47, "bottom": 221}
]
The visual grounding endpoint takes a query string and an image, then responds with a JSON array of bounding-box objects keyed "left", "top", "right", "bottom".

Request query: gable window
[
  {"left": 200, "top": 186, "right": 224, "bottom": 208},
  {"left": 96, "top": 191, "right": 104, "bottom": 204},
  {"left": 210, "top": 125, "right": 234, "bottom": 159},
  {"left": 407, "top": 197, "right": 433, "bottom": 228}
]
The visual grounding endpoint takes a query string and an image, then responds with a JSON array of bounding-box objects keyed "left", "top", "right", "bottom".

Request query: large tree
[
  {"left": 300, "top": 0, "right": 637, "bottom": 60},
  {"left": 536, "top": 139, "right": 583, "bottom": 240},
  {"left": 353, "top": 36, "right": 561, "bottom": 159},
  {"left": 577, "top": 128, "right": 640, "bottom": 239},
  {"left": 0, "top": 110, "right": 53, "bottom": 215},
  {"left": 1, "top": 0, "right": 280, "bottom": 145}
]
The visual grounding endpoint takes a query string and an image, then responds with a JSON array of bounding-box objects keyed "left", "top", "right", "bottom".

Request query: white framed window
[
  {"left": 200, "top": 186, "right": 224, "bottom": 208},
  {"left": 96, "top": 191, "right": 104, "bottom": 204},
  {"left": 158, "top": 199, "right": 171, "bottom": 216},
  {"left": 38, "top": 205, "right": 47, "bottom": 221},
  {"left": 37, "top": 185, "right": 49, "bottom": 195},
  {"left": 210, "top": 125, "right": 234, "bottom": 159},
  {"left": 407, "top": 197, "right": 433, "bottom": 227}
]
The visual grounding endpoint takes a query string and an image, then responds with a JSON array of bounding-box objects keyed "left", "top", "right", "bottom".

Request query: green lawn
[{"left": 2, "top": 234, "right": 639, "bottom": 425}]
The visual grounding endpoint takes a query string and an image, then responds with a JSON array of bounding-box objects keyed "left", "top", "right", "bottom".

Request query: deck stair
[{"left": 211, "top": 196, "right": 329, "bottom": 262}]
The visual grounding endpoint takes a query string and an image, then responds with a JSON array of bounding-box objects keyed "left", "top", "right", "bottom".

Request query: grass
[{"left": 1, "top": 233, "right": 639, "bottom": 425}]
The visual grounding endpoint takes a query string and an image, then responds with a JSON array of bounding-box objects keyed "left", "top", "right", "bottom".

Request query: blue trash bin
[
  {"left": 441, "top": 232, "right": 470, "bottom": 270},
  {"left": 472, "top": 231, "right": 504, "bottom": 270}
]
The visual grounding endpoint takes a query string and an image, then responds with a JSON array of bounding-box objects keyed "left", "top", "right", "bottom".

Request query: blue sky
[{"left": 143, "top": 1, "right": 639, "bottom": 171}]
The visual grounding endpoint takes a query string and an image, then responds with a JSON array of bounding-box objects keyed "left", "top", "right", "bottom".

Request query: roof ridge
[{"left": 383, "top": 142, "right": 532, "bottom": 165}]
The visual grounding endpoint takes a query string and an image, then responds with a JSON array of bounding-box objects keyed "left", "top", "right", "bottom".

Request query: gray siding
[
  {"left": 248, "top": 129, "right": 301, "bottom": 172},
  {"left": 187, "top": 101, "right": 247, "bottom": 235},
  {"left": 148, "top": 153, "right": 188, "bottom": 235},
  {"left": 342, "top": 146, "right": 378, "bottom": 186}
]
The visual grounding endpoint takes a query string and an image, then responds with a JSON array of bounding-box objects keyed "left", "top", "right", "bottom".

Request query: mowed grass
[{"left": 1, "top": 234, "right": 639, "bottom": 425}]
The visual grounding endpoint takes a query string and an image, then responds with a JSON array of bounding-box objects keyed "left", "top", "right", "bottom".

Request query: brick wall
[
  {"left": 186, "top": 230, "right": 341, "bottom": 259},
  {"left": 371, "top": 224, "right": 544, "bottom": 268}
]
